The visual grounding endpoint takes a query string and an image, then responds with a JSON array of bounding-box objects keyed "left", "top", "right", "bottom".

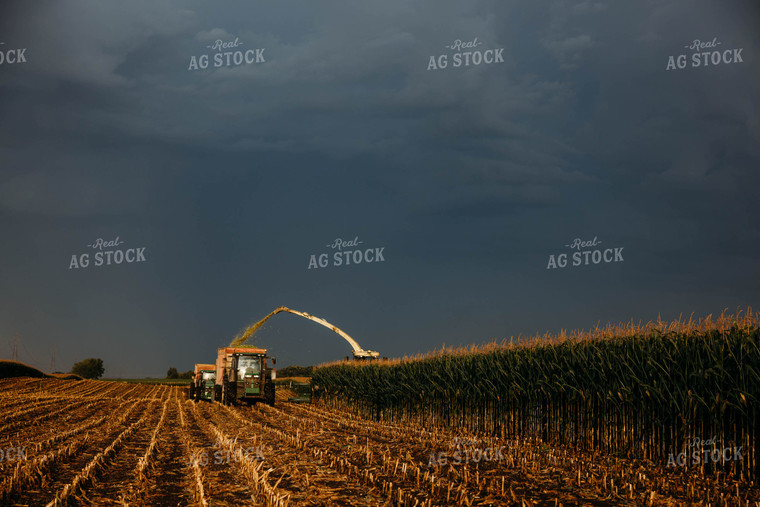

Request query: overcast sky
[{"left": 1, "top": 0, "right": 759, "bottom": 377}]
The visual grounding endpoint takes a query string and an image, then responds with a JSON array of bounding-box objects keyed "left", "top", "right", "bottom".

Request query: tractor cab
[
  {"left": 233, "top": 353, "right": 268, "bottom": 397},
  {"left": 237, "top": 354, "right": 262, "bottom": 379}
]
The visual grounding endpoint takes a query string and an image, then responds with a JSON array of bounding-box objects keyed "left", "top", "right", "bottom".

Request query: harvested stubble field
[{"left": 0, "top": 376, "right": 758, "bottom": 506}]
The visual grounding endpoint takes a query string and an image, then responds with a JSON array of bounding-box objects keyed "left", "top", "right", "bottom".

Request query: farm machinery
[
  {"left": 189, "top": 306, "right": 377, "bottom": 406},
  {"left": 214, "top": 346, "right": 276, "bottom": 406},
  {"left": 232, "top": 306, "right": 380, "bottom": 360},
  {"left": 188, "top": 363, "right": 216, "bottom": 401}
]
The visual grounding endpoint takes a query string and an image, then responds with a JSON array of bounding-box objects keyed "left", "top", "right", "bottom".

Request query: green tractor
[
  {"left": 189, "top": 363, "right": 216, "bottom": 401},
  {"left": 214, "top": 346, "right": 275, "bottom": 406}
]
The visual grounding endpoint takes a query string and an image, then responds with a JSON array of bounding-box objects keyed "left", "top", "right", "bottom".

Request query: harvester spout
[{"left": 231, "top": 306, "right": 379, "bottom": 359}]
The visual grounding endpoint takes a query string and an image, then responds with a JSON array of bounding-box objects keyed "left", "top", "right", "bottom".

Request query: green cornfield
[{"left": 313, "top": 310, "right": 760, "bottom": 480}]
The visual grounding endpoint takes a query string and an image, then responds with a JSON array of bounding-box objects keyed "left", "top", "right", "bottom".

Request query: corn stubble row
[
  {"left": 46, "top": 404, "right": 152, "bottom": 506},
  {"left": 198, "top": 403, "right": 289, "bottom": 507},
  {"left": 268, "top": 400, "right": 666, "bottom": 505},
  {"left": 313, "top": 310, "right": 760, "bottom": 501},
  {"left": 228, "top": 401, "right": 438, "bottom": 506},
  {"left": 176, "top": 398, "right": 210, "bottom": 507},
  {"left": 0, "top": 381, "right": 175, "bottom": 506},
  {"left": 0, "top": 399, "right": 143, "bottom": 503},
  {"left": 1, "top": 380, "right": 285, "bottom": 506},
  {"left": 116, "top": 398, "right": 172, "bottom": 505},
  {"left": 259, "top": 402, "right": 485, "bottom": 506}
]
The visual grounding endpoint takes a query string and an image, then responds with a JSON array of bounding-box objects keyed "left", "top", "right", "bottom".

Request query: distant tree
[
  {"left": 166, "top": 367, "right": 179, "bottom": 379},
  {"left": 179, "top": 370, "right": 193, "bottom": 379},
  {"left": 71, "top": 358, "right": 105, "bottom": 379}
]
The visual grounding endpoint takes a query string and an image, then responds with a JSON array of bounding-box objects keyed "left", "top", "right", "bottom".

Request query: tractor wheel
[
  {"left": 264, "top": 382, "right": 275, "bottom": 406},
  {"left": 188, "top": 385, "right": 195, "bottom": 400},
  {"left": 223, "top": 380, "right": 236, "bottom": 405}
]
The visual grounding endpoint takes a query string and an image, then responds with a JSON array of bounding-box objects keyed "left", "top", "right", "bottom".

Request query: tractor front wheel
[
  {"left": 222, "top": 380, "right": 236, "bottom": 405},
  {"left": 264, "top": 382, "right": 275, "bottom": 406}
]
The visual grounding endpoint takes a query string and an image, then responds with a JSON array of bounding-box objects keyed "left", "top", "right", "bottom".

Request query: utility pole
[
  {"left": 51, "top": 345, "right": 56, "bottom": 373},
  {"left": 12, "top": 334, "right": 18, "bottom": 362}
]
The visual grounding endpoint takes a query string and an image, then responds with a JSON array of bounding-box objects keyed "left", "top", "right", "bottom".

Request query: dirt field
[{"left": 0, "top": 378, "right": 757, "bottom": 506}]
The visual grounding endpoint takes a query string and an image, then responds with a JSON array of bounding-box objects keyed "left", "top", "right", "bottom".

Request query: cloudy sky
[{"left": 1, "top": 0, "right": 759, "bottom": 377}]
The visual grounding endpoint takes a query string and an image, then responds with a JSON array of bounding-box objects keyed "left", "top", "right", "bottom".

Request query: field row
[{"left": 0, "top": 378, "right": 758, "bottom": 505}]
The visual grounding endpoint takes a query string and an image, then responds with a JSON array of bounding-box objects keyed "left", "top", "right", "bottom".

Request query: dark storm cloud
[{"left": 1, "top": 0, "right": 759, "bottom": 375}]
